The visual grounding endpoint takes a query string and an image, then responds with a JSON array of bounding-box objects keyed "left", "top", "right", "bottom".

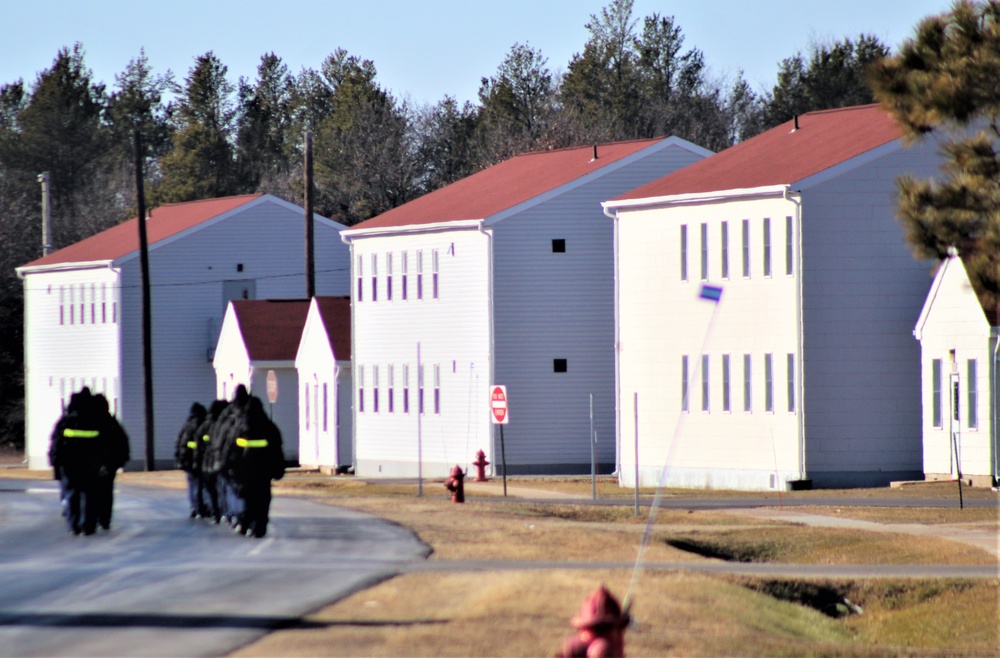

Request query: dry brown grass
[{"left": 792, "top": 505, "right": 1000, "bottom": 526}]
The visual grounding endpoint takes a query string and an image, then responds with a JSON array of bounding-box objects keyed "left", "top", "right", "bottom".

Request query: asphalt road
[{"left": 0, "top": 478, "right": 430, "bottom": 658}]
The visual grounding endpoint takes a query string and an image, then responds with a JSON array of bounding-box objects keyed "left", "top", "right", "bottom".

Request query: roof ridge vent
[
  {"left": 791, "top": 115, "right": 799, "bottom": 133},
  {"left": 590, "top": 144, "right": 598, "bottom": 161}
]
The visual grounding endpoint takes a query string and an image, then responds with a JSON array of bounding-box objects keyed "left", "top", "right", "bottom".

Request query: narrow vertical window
[
  {"left": 416, "top": 250, "right": 424, "bottom": 300},
  {"left": 373, "top": 365, "right": 380, "bottom": 413},
  {"left": 432, "top": 249, "right": 439, "bottom": 299},
  {"left": 433, "top": 364, "right": 441, "bottom": 414},
  {"left": 701, "top": 354, "right": 710, "bottom": 411},
  {"left": 699, "top": 223, "right": 708, "bottom": 280},
  {"left": 932, "top": 359, "right": 942, "bottom": 427},
  {"left": 386, "top": 252, "right": 394, "bottom": 301},
  {"left": 59, "top": 286, "right": 65, "bottom": 325},
  {"left": 371, "top": 254, "right": 378, "bottom": 302},
  {"left": 388, "top": 364, "right": 395, "bottom": 413},
  {"left": 403, "top": 364, "right": 410, "bottom": 413},
  {"left": 418, "top": 364, "right": 425, "bottom": 413},
  {"left": 100, "top": 283, "right": 106, "bottom": 323},
  {"left": 741, "top": 219, "right": 750, "bottom": 277},
  {"left": 764, "top": 353, "right": 774, "bottom": 411},
  {"left": 402, "top": 251, "right": 409, "bottom": 301},
  {"left": 722, "top": 354, "right": 731, "bottom": 412},
  {"left": 79, "top": 284, "right": 84, "bottom": 325},
  {"left": 785, "top": 215, "right": 794, "bottom": 275},
  {"left": 743, "top": 354, "right": 752, "bottom": 412},
  {"left": 681, "top": 355, "right": 689, "bottom": 412},
  {"left": 967, "top": 359, "right": 978, "bottom": 428},
  {"left": 322, "top": 383, "right": 328, "bottom": 432},
  {"left": 721, "top": 222, "right": 729, "bottom": 279},
  {"left": 305, "top": 384, "right": 310, "bottom": 430},
  {"left": 356, "top": 255, "right": 364, "bottom": 302},
  {"left": 69, "top": 286, "right": 75, "bottom": 324},
  {"left": 787, "top": 353, "right": 795, "bottom": 412},
  {"left": 680, "top": 225, "right": 688, "bottom": 281},
  {"left": 763, "top": 218, "right": 772, "bottom": 277},
  {"left": 358, "top": 365, "right": 365, "bottom": 413},
  {"left": 90, "top": 283, "right": 96, "bottom": 323}
]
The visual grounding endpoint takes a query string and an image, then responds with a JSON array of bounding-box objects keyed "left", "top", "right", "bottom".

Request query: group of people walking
[
  {"left": 47, "top": 387, "right": 130, "bottom": 535},
  {"left": 174, "top": 385, "right": 285, "bottom": 538},
  {"left": 48, "top": 384, "right": 284, "bottom": 539}
]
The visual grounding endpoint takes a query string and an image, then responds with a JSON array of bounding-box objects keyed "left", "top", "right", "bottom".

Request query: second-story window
[
  {"left": 356, "top": 255, "right": 364, "bottom": 302},
  {"left": 371, "top": 254, "right": 378, "bottom": 302},
  {"left": 432, "top": 249, "right": 439, "bottom": 299},
  {"left": 402, "top": 251, "right": 409, "bottom": 301},
  {"left": 386, "top": 252, "right": 394, "bottom": 301},
  {"left": 700, "top": 223, "right": 708, "bottom": 280},
  {"left": 416, "top": 249, "right": 424, "bottom": 300}
]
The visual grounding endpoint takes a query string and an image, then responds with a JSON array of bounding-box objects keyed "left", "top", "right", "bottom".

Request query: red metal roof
[
  {"left": 21, "top": 194, "right": 265, "bottom": 269},
  {"left": 351, "top": 139, "right": 665, "bottom": 230},
  {"left": 232, "top": 299, "right": 311, "bottom": 361},
  {"left": 314, "top": 296, "right": 352, "bottom": 360},
  {"left": 614, "top": 105, "right": 904, "bottom": 201}
]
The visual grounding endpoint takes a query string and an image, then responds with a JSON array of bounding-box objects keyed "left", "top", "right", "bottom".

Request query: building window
[
  {"left": 741, "top": 219, "right": 750, "bottom": 277},
  {"left": 373, "top": 365, "right": 380, "bottom": 413},
  {"left": 79, "top": 285, "right": 85, "bottom": 325},
  {"left": 356, "top": 255, "right": 364, "bottom": 302},
  {"left": 967, "top": 359, "right": 977, "bottom": 429},
  {"left": 701, "top": 354, "right": 710, "bottom": 411},
  {"left": 785, "top": 215, "right": 794, "bottom": 275},
  {"left": 90, "top": 283, "right": 96, "bottom": 323},
  {"left": 69, "top": 285, "right": 75, "bottom": 324},
  {"left": 358, "top": 365, "right": 365, "bottom": 413},
  {"left": 552, "top": 239, "right": 566, "bottom": 253},
  {"left": 305, "top": 383, "right": 310, "bottom": 430},
  {"left": 554, "top": 358, "right": 568, "bottom": 373},
  {"left": 371, "top": 254, "right": 378, "bottom": 302},
  {"left": 681, "top": 355, "right": 689, "bottom": 412},
  {"left": 101, "top": 283, "right": 107, "bottom": 323},
  {"left": 388, "top": 364, "right": 395, "bottom": 413},
  {"left": 700, "top": 223, "right": 708, "bottom": 280},
  {"left": 932, "top": 359, "right": 942, "bottom": 427},
  {"left": 402, "top": 251, "right": 409, "bottom": 301},
  {"left": 59, "top": 286, "right": 65, "bottom": 325},
  {"left": 680, "top": 225, "right": 688, "bottom": 281},
  {"left": 432, "top": 249, "right": 439, "bottom": 299},
  {"left": 433, "top": 364, "right": 441, "bottom": 414},
  {"left": 721, "top": 222, "right": 729, "bottom": 279},
  {"left": 787, "top": 353, "right": 795, "bottom": 412},
  {"left": 763, "top": 218, "right": 772, "bottom": 277},
  {"left": 722, "top": 354, "right": 731, "bottom": 412},
  {"left": 403, "top": 364, "right": 410, "bottom": 413},
  {"left": 322, "top": 383, "right": 328, "bottom": 432},
  {"left": 743, "top": 354, "right": 752, "bottom": 412},
  {"left": 418, "top": 364, "right": 425, "bottom": 413},
  {"left": 764, "top": 353, "right": 774, "bottom": 412},
  {"left": 416, "top": 250, "right": 424, "bottom": 300},
  {"left": 386, "top": 252, "right": 394, "bottom": 301}
]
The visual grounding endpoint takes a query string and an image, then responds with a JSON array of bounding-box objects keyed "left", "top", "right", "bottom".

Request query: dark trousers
[
  {"left": 93, "top": 472, "right": 115, "bottom": 529},
  {"left": 203, "top": 472, "right": 220, "bottom": 521},
  {"left": 223, "top": 476, "right": 245, "bottom": 524},
  {"left": 61, "top": 475, "right": 97, "bottom": 535},
  {"left": 185, "top": 471, "right": 200, "bottom": 515},
  {"left": 241, "top": 478, "right": 272, "bottom": 537}
]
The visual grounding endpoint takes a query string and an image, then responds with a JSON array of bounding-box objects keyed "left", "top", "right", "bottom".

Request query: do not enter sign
[
  {"left": 266, "top": 370, "right": 278, "bottom": 404},
  {"left": 490, "top": 385, "right": 509, "bottom": 425}
]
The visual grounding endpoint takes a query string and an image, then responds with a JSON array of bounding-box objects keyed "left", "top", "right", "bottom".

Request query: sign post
[{"left": 490, "top": 385, "right": 509, "bottom": 497}]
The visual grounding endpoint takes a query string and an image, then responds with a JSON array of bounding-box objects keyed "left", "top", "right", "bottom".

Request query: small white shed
[
  {"left": 213, "top": 298, "right": 311, "bottom": 461},
  {"left": 913, "top": 252, "right": 998, "bottom": 487},
  {"left": 295, "top": 296, "right": 353, "bottom": 471}
]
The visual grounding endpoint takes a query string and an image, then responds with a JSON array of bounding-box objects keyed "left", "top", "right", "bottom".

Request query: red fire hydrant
[
  {"left": 557, "top": 586, "right": 629, "bottom": 658},
  {"left": 472, "top": 449, "right": 490, "bottom": 482},
  {"left": 444, "top": 465, "right": 465, "bottom": 503}
]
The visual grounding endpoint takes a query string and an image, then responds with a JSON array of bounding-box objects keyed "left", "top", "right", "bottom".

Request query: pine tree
[
  {"left": 235, "top": 53, "right": 295, "bottom": 192},
  {"left": 870, "top": 0, "right": 1000, "bottom": 307}
]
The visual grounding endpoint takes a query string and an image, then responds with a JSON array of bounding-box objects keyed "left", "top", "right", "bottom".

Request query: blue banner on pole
[{"left": 699, "top": 284, "right": 723, "bottom": 302}]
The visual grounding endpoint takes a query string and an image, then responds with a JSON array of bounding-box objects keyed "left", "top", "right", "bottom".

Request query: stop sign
[
  {"left": 490, "top": 385, "right": 509, "bottom": 425},
  {"left": 266, "top": 370, "right": 278, "bottom": 404}
]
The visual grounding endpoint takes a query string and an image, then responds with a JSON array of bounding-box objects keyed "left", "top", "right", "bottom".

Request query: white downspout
[
  {"left": 992, "top": 330, "right": 998, "bottom": 487},
  {"left": 784, "top": 187, "right": 806, "bottom": 483},
  {"left": 340, "top": 230, "right": 358, "bottom": 472},
  {"left": 603, "top": 204, "right": 623, "bottom": 481},
  {"left": 477, "top": 221, "right": 495, "bottom": 469}
]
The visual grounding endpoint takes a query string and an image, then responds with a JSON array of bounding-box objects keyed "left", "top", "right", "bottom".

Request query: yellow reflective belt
[
  {"left": 63, "top": 429, "right": 100, "bottom": 438},
  {"left": 186, "top": 441, "right": 198, "bottom": 449},
  {"left": 202, "top": 434, "right": 211, "bottom": 442},
  {"left": 236, "top": 437, "right": 268, "bottom": 448}
]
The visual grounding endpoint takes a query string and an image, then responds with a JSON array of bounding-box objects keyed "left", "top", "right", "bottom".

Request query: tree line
[{"left": 0, "top": 0, "right": 892, "bottom": 446}]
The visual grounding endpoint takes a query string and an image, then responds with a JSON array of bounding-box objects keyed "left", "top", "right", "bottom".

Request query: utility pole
[
  {"left": 37, "top": 172, "right": 53, "bottom": 256},
  {"left": 134, "top": 130, "right": 155, "bottom": 471},
  {"left": 304, "top": 131, "right": 315, "bottom": 298}
]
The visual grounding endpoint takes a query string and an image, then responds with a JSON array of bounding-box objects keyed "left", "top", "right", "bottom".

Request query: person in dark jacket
[
  {"left": 217, "top": 385, "right": 251, "bottom": 530},
  {"left": 92, "top": 393, "right": 130, "bottom": 530},
  {"left": 230, "top": 395, "right": 285, "bottom": 538},
  {"left": 48, "top": 388, "right": 103, "bottom": 535},
  {"left": 198, "top": 399, "right": 230, "bottom": 523},
  {"left": 175, "top": 402, "right": 207, "bottom": 518}
]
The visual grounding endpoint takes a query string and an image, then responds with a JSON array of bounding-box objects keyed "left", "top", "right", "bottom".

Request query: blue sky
[{"left": 2, "top": 0, "right": 949, "bottom": 106}]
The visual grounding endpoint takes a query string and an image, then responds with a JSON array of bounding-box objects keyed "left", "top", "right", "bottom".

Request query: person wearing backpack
[
  {"left": 198, "top": 399, "right": 229, "bottom": 523},
  {"left": 93, "top": 393, "right": 130, "bottom": 530},
  {"left": 174, "top": 402, "right": 207, "bottom": 518},
  {"left": 48, "top": 388, "right": 104, "bottom": 535},
  {"left": 234, "top": 395, "right": 285, "bottom": 538}
]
